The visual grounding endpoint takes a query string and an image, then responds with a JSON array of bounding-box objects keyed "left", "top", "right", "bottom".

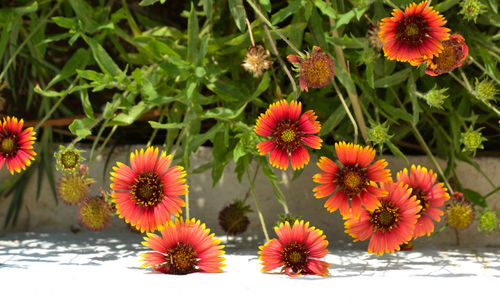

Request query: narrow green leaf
[
  {"left": 48, "top": 48, "right": 90, "bottom": 88},
  {"left": 149, "top": 121, "right": 187, "bottom": 129},
  {"left": 319, "top": 105, "right": 345, "bottom": 136},
  {"left": 387, "top": 141, "right": 409, "bottom": 164},
  {"left": 83, "top": 36, "right": 123, "bottom": 77},
  {"left": 69, "top": 117, "right": 96, "bottom": 138},
  {"left": 228, "top": 0, "right": 246, "bottom": 32},
  {"left": 80, "top": 86, "right": 94, "bottom": 118},
  {"left": 139, "top": 0, "right": 166, "bottom": 5},
  {"left": 187, "top": 3, "right": 199, "bottom": 63},
  {"left": 271, "top": 0, "right": 304, "bottom": 24},
  {"left": 374, "top": 68, "right": 411, "bottom": 88}
]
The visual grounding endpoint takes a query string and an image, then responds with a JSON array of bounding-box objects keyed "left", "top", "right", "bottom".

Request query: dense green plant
[{"left": 0, "top": 0, "right": 499, "bottom": 229}]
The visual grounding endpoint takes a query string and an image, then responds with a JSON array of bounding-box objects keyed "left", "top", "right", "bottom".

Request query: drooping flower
[
  {"left": 287, "top": 46, "right": 335, "bottom": 92},
  {"left": 218, "top": 200, "right": 251, "bottom": 235},
  {"left": 379, "top": 1, "right": 450, "bottom": 62},
  {"left": 424, "top": 34, "right": 468, "bottom": 76},
  {"left": 78, "top": 195, "right": 113, "bottom": 231},
  {"left": 259, "top": 220, "right": 329, "bottom": 277},
  {"left": 54, "top": 144, "right": 85, "bottom": 174},
  {"left": 0, "top": 116, "right": 36, "bottom": 174},
  {"left": 242, "top": 45, "right": 272, "bottom": 78},
  {"left": 345, "top": 181, "right": 421, "bottom": 255},
  {"left": 396, "top": 165, "right": 450, "bottom": 238},
  {"left": 255, "top": 100, "right": 322, "bottom": 170},
  {"left": 313, "top": 142, "right": 392, "bottom": 219},
  {"left": 110, "top": 147, "right": 188, "bottom": 233},
  {"left": 57, "top": 168, "right": 94, "bottom": 205},
  {"left": 446, "top": 192, "right": 475, "bottom": 230},
  {"left": 140, "top": 218, "right": 225, "bottom": 274}
]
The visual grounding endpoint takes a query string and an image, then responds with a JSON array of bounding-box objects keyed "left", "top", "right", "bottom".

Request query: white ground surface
[{"left": 1, "top": 231, "right": 499, "bottom": 303}]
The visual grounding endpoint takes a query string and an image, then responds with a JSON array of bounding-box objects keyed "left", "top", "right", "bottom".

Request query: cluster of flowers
[{"left": 378, "top": 1, "right": 468, "bottom": 76}]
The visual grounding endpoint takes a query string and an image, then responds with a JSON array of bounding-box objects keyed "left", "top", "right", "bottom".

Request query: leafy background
[{"left": 0, "top": 0, "right": 498, "bottom": 228}]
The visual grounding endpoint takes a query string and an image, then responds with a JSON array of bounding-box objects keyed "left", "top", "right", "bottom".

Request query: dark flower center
[
  {"left": 396, "top": 15, "right": 427, "bottom": 45},
  {"left": 61, "top": 150, "right": 79, "bottom": 169},
  {"left": 0, "top": 135, "right": 18, "bottom": 157},
  {"left": 166, "top": 242, "right": 197, "bottom": 275},
  {"left": 131, "top": 172, "right": 163, "bottom": 207},
  {"left": 218, "top": 204, "right": 250, "bottom": 235},
  {"left": 411, "top": 188, "right": 429, "bottom": 216},
  {"left": 336, "top": 165, "right": 368, "bottom": 196},
  {"left": 273, "top": 121, "right": 302, "bottom": 152},
  {"left": 281, "top": 241, "right": 308, "bottom": 273},
  {"left": 370, "top": 201, "right": 400, "bottom": 232}
]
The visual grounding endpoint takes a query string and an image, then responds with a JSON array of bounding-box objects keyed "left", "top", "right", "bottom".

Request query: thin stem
[
  {"left": 243, "top": 163, "right": 260, "bottom": 203},
  {"left": 410, "top": 123, "right": 454, "bottom": 195},
  {"left": 383, "top": 0, "right": 399, "bottom": 9},
  {"left": 470, "top": 56, "right": 500, "bottom": 86},
  {"left": 246, "top": 0, "right": 304, "bottom": 57},
  {"left": 451, "top": 71, "right": 500, "bottom": 117},
  {"left": 185, "top": 191, "right": 190, "bottom": 219},
  {"left": 245, "top": 18, "right": 255, "bottom": 46},
  {"left": 92, "top": 125, "right": 118, "bottom": 166},
  {"left": 0, "top": 3, "right": 61, "bottom": 82},
  {"left": 332, "top": 79, "right": 359, "bottom": 143},
  {"left": 454, "top": 228, "right": 460, "bottom": 246},
  {"left": 246, "top": 166, "right": 270, "bottom": 242}
]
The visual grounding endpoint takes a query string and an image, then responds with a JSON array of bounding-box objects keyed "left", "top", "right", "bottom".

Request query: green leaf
[
  {"left": 83, "top": 35, "right": 123, "bottom": 78},
  {"left": 489, "top": 0, "right": 498, "bottom": 14},
  {"left": 51, "top": 16, "right": 76, "bottom": 29},
  {"left": 374, "top": 99, "right": 413, "bottom": 122},
  {"left": 260, "top": 159, "right": 288, "bottom": 210},
  {"left": 228, "top": 0, "right": 246, "bottom": 32},
  {"left": 69, "top": 117, "right": 96, "bottom": 138},
  {"left": 374, "top": 68, "right": 411, "bottom": 88},
  {"left": 313, "top": 0, "right": 336, "bottom": 19},
  {"left": 68, "top": 0, "right": 97, "bottom": 32},
  {"left": 139, "top": 0, "right": 166, "bottom": 6},
  {"left": 387, "top": 141, "right": 409, "bottom": 164},
  {"left": 80, "top": 86, "right": 94, "bottom": 118},
  {"left": 462, "top": 188, "right": 487, "bottom": 208},
  {"left": 48, "top": 48, "right": 90, "bottom": 88},
  {"left": 259, "top": 0, "right": 272, "bottom": 12},
  {"left": 201, "top": 102, "right": 248, "bottom": 120},
  {"left": 319, "top": 105, "right": 345, "bottom": 136},
  {"left": 149, "top": 122, "right": 187, "bottom": 129},
  {"left": 334, "top": 10, "right": 356, "bottom": 29},
  {"left": 271, "top": 0, "right": 305, "bottom": 24},
  {"left": 111, "top": 102, "right": 152, "bottom": 126},
  {"left": 187, "top": 3, "right": 199, "bottom": 63},
  {"left": 34, "top": 85, "right": 64, "bottom": 98},
  {"left": 434, "top": 0, "right": 461, "bottom": 12}
]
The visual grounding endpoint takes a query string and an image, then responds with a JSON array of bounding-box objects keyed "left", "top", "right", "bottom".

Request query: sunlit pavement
[{"left": 1, "top": 231, "right": 499, "bottom": 303}]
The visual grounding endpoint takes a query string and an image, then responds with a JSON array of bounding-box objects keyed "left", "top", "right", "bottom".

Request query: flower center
[
  {"left": 336, "top": 165, "right": 368, "bottom": 196},
  {"left": 411, "top": 188, "right": 429, "bottom": 216},
  {"left": 370, "top": 201, "right": 400, "bottom": 232},
  {"left": 0, "top": 135, "right": 17, "bottom": 157},
  {"left": 301, "top": 52, "right": 334, "bottom": 88},
  {"left": 131, "top": 172, "right": 163, "bottom": 207},
  {"left": 166, "top": 242, "right": 197, "bottom": 275},
  {"left": 273, "top": 121, "right": 302, "bottom": 152},
  {"left": 281, "top": 241, "right": 308, "bottom": 274},
  {"left": 61, "top": 150, "right": 79, "bottom": 170},
  {"left": 396, "top": 15, "right": 427, "bottom": 44}
]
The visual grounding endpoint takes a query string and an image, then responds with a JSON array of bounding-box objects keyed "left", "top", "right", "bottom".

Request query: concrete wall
[{"left": 1, "top": 145, "right": 499, "bottom": 248}]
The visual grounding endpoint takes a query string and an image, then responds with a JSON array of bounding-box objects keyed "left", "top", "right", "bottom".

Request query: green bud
[
  {"left": 54, "top": 144, "right": 86, "bottom": 174},
  {"left": 368, "top": 121, "right": 392, "bottom": 146},
  {"left": 460, "top": 126, "right": 486, "bottom": 156},
  {"left": 459, "top": 0, "right": 487, "bottom": 23},
  {"left": 478, "top": 208, "right": 499, "bottom": 233},
  {"left": 276, "top": 213, "right": 303, "bottom": 228},
  {"left": 473, "top": 78, "right": 498, "bottom": 103},
  {"left": 425, "top": 86, "right": 448, "bottom": 109}
]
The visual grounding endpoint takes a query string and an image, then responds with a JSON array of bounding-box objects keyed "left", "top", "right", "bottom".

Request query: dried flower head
[
  {"left": 54, "top": 144, "right": 85, "bottom": 174},
  {"left": 473, "top": 78, "right": 498, "bottom": 103},
  {"left": 287, "top": 46, "right": 335, "bottom": 92},
  {"left": 460, "top": 126, "right": 486, "bottom": 156},
  {"left": 425, "top": 86, "right": 448, "bottom": 109},
  {"left": 218, "top": 200, "right": 251, "bottom": 235},
  {"left": 459, "top": 0, "right": 487, "bottom": 23},
  {"left": 424, "top": 34, "right": 468, "bottom": 76},
  {"left": 57, "top": 170, "right": 94, "bottom": 205},
  {"left": 367, "top": 22, "right": 384, "bottom": 51},
  {"left": 242, "top": 45, "right": 272, "bottom": 78},
  {"left": 446, "top": 192, "right": 475, "bottom": 230},
  {"left": 478, "top": 208, "right": 499, "bottom": 233},
  {"left": 78, "top": 195, "right": 113, "bottom": 231}
]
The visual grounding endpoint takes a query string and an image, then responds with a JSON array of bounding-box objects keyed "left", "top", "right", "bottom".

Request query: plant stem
[
  {"left": 185, "top": 191, "right": 190, "bottom": 219},
  {"left": 245, "top": 18, "right": 255, "bottom": 46},
  {"left": 410, "top": 123, "right": 454, "bottom": 195},
  {"left": 246, "top": 166, "right": 270, "bottom": 242},
  {"left": 332, "top": 79, "right": 359, "bottom": 143},
  {"left": 0, "top": 2, "right": 61, "bottom": 82}
]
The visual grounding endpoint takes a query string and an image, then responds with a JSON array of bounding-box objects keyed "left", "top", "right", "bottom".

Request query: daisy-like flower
[
  {"left": 313, "top": 142, "right": 391, "bottom": 219},
  {"left": 345, "top": 182, "right": 421, "bottom": 255},
  {"left": 287, "top": 46, "right": 335, "bottom": 92},
  {"left": 110, "top": 147, "right": 188, "bottom": 233},
  {"left": 259, "top": 220, "right": 329, "bottom": 277},
  {"left": 242, "top": 45, "right": 272, "bottom": 78},
  {"left": 379, "top": 1, "right": 450, "bottom": 62},
  {"left": 255, "top": 100, "right": 322, "bottom": 171},
  {"left": 424, "top": 34, "right": 468, "bottom": 76},
  {"left": 140, "top": 218, "right": 225, "bottom": 274},
  {"left": 396, "top": 165, "right": 450, "bottom": 238},
  {"left": 0, "top": 116, "right": 36, "bottom": 174},
  {"left": 78, "top": 195, "right": 113, "bottom": 231}
]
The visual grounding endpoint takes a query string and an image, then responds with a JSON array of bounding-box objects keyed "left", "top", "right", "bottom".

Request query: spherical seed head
[
  {"left": 368, "top": 122, "right": 392, "bottom": 146},
  {"left": 460, "top": 126, "right": 486, "bottom": 155},
  {"left": 57, "top": 173, "right": 94, "bottom": 205},
  {"left": 459, "top": 0, "right": 487, "bottom": 23},
  {"left": 478, "top": 208, "right": 499, "bottom": 233},
  {"left": 474, "top": 78, "right": 498, "bottom": 103},
  {"left": 367, "top": 22, "right": 384, "bottom": 51},
  {"left": 446, "top": 199, "right": 475, "bottom": 230},
  {"left": 218, "top": 200, "right": 251, "bottom": 235},
  {"left": 426, "top": 86, "right": 448, "bottom": 109},
  {"left": 54, "top": 144, "right": 85, "bottom": 174},
  {"left": 78, "top": 196, "right": 113, "bottom": 231},
  {"left": 296, "top": 47, "right": 335, "bottom": 91},
  {"left": 242, "top": 45, "right": 272, "bottom": 78}
]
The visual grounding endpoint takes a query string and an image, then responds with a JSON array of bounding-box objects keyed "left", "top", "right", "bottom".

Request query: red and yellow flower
[
  {"left": 379, "top": 1, "right": 450, "bottom": 62},
  {"left": 140, "top": 218, "right": 225, "bottom": 274},
  {"left": 396, "top": 165, "right": 450, "bottom": 238},
  {"left": 259, "top": 220, "right": 329, "bottom": 276},
  {"left": 424, "top": 34, "right": 468, "bottom": 76},
  {"left": 0, "top": 116, "right": 36, "bottom": 174},
  {"left": 110, "top": 147, "right": 188, "bottom": 233},
  {"left": 287, "top": 46, "right": 335, "bottom": 92},
  {"left": 313, "top": 142, "right": 391, "bottom": 220},
  {"left": 345, "top": 182, "right": 421, "bottom": 255},
  {"left": 255, "top": 100, "right": 322, "bottom": 170}
]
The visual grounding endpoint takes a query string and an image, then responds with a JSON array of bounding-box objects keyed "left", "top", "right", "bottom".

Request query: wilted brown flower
[{"left": 242, "top": 45, "right": 272, "bottom": 78}]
